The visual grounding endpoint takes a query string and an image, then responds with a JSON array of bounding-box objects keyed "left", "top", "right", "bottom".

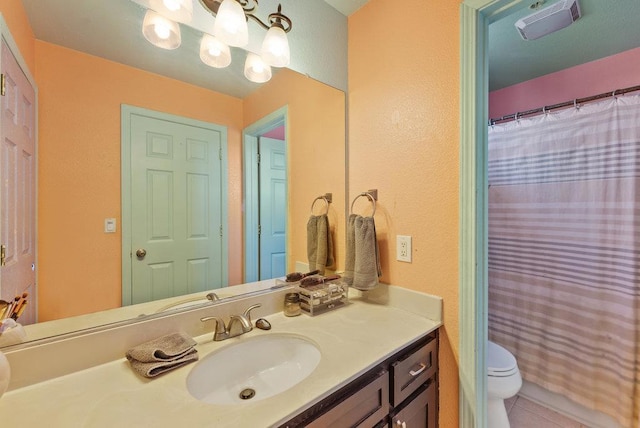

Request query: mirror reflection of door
[
  {"left": 0, "top": 39, "right": 36, "bottom": 325},
  {"left": 243, "top": 108, "right": 288, "bottom": 282},
  {"left": 122, "top": 106, "right": 227, "bottom": 305},
  {"left": 258, "top": 137, "right": 287, "bottom": 279}
]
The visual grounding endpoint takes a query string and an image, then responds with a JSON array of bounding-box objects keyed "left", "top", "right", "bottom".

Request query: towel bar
[
  {"left": 310, "top": 193, "right": 331, "bottom": 215},
  {"left": 350, "top": 190, "right": 377, "bottom": 216}
]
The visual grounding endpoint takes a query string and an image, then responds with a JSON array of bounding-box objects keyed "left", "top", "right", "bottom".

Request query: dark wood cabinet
[{"left": 280, "top": 330, "right": 438, "bottom": 428}]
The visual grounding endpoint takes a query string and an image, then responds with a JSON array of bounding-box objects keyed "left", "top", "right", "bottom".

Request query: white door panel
[{"left": 0, "top": 39, "right": 36, "bottom": 324}]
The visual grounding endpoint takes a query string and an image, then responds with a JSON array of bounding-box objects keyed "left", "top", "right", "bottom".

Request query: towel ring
[
  {"left": 310, "top": 196, "right": 330, "bottom": 216},
  {"left": 350, "top": 192, "right": 377, "bottom": 217}
]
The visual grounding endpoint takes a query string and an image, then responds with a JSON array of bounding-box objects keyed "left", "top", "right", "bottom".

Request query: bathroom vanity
[{"left": 0, "top": 284, "right": 442, "bottom": 427}]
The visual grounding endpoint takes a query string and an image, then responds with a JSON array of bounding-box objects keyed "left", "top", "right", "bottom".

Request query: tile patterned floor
[{"left": 506, "top": 395, "right": 590, "bottom": 428}]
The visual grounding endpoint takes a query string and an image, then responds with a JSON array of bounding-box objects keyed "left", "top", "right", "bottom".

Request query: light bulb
[
  {"left": 213, "top": 0, "right": 249, "bottom": 47},
  {"left": 150, "top": 0, "right": 193, "bottom": 23},
  {"left": 163, "top": 0, "right": 180, "bottom": 11},
  {"left": 244, "top": 53, "right": 272, "bottom": 83},
  {"left": 142, "top": 10, "right": 181, "bottom": 49},
  {"left": 261, "top": 25, "right": 290, "bottom": 67},
  {"left": 154, "top": 22, "right": 171, "bottom": 39},
  {"left": 200, "top": 34, "right": 231, "bottom": 68}
]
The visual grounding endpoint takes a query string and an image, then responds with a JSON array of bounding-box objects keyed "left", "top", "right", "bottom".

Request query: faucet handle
[
  {"left": 201, "top": 315, "right": 228, "bottom": 341},
  {"left": 243, "top": 303, "right": 262, "bottom": 324}
]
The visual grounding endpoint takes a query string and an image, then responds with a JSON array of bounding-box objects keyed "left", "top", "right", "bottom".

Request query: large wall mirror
[{"left": 0, "top": 0, "right": 346, "bottom": 348}]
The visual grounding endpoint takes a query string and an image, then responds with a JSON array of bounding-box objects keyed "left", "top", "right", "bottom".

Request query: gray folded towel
[
  {"left": 128, "top": 349, "right": 199, "bottom": 378},
  {"left": 125, "top": 332, "right": 198, "bottom": 378},
  {"left": 126, "top": 332, "right": 197, "bottom": 362},
  {"left": 344, "top": 214, "right": 381, "bottom": 290},
  {"left": 344, "top": 214, "right": 357, "bottom": 283},
  {"left": 307, "top": 214, "right": 335, "bottom": 275}
]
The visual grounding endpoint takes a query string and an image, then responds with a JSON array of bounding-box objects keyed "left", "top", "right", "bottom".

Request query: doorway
[
  {"left": 459, "top": 1, "right": 528, "bottom": 426},
  {"left": 121, "top": 106, "right": 229, "bottom": 305},
  {"left": 243, "top": 107, "right": 288, "bottom": 282}
]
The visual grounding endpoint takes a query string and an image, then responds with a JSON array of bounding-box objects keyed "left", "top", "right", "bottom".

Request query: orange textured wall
[
  {"left": 243, "top": 69, "right": 346, "bottom": 273},
  {"left": 36, "top": 41, "right": 243, "bottom": 321},
  {"left": 0, "top": 0, "right": 35, "bottom": 73},
  {"left": 348, "top": 0, "right": 460, "bottom": 426}
]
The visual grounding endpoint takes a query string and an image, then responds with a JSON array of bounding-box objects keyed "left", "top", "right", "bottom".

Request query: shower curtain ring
[
  {"left": 573, "top": 99, "right": 580, "bottom": 110},
  {"left": 612, "top": 90, "right": 618, "bottom": 99}
]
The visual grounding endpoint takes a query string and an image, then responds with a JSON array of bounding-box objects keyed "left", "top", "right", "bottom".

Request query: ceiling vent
[{"left": 515, "top": 0, "right": 581, "bottom": 40}]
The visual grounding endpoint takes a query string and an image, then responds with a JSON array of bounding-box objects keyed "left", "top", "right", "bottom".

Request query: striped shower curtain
[{"left": 487, "top": 94, "right": 640, "bottom": 427}]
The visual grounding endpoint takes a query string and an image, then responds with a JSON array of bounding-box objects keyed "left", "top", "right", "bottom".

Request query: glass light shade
[
  {"left": 244, "top": 53, "right": 272, "bottom": 83},
  {"left": 149, "top": 0, "right": 193, "bottom": 23},
  {"left": 142, "top": 10, "right": 181, "bottom": 50},
  {"left": 200, "top": 34, "right": 231, "bottom": 68},
  {"left": 260, "top": 26, "right": 290, "bottom": 67},
  {"left": 213, "top": 0, "right": 249, "bottom": 47}
]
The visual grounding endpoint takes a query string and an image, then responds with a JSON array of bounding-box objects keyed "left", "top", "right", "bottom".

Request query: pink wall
[{"left": 489, "top": 47, "right": 640, "bottom": 119}]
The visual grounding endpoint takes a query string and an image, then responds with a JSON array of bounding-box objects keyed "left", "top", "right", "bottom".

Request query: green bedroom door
[{"left": 127, "top": 110, "right": 225, "bottom": 304}]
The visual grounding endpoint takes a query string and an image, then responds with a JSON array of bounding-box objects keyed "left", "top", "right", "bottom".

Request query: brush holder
[{"left": 0, "top": 319, "right": 27, "bottom": 348}]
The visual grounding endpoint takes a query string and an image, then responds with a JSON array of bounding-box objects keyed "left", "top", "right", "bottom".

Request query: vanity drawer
[
  {"left": 390, "top": 337, "right": 437, "bottom": 407},
  {"left": 389, "top": 380, "right": 437, "bottom": 428},
  {"left": 307, "top": 370, "right": 389, "bottom": 428}
]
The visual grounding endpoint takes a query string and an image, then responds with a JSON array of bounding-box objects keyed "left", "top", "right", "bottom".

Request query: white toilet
[{"left": 487, "top": 340, "right": 522, "bottom": 428}]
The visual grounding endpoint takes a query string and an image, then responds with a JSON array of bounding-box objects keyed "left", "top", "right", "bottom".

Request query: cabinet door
[
  {"left": 391, "top": 338, "right": 437, "bottom": 406},
  {"left": 307, "top": 370, "right": 389, "bottom": 428},
  {"left": 390, "top": 381, "right": 436, "bottom": 428}
]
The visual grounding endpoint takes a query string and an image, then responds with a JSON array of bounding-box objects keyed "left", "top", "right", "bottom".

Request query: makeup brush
[
  {"left": 285, "top": 269, "right": 320, "bottom": 282},
  {"left": 12, "top": 300, "right": 27, "bottom": 321},
  {"left": 6, "top": 296, "right": 20, "bottom": 320},
  {"left": 9, "top": 293, "right": 27, "bottom": 320}
]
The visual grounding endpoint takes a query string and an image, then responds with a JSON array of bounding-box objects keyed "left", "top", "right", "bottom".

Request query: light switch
[{"left": 105, "top": 218, "right": 117, "bottom": 233}]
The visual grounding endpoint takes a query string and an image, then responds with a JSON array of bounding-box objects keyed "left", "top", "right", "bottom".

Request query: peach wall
[
  {"left": 348, "top": 0, "right": 460, "bottom": 426},
  {"left": 489, "top": 47, "right": 640, "bottom": 118},
  {"left": 243, "top": 69, "right": 346, "bottom": 273},
  {"left": 36, "top": 41, "right": 243, "bottom": 321},
  {"left": 0, "top": 0, "right": 35, "bottom": 74}
]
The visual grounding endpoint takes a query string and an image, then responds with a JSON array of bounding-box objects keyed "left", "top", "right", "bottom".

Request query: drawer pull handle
[
  {"left": 395, "top": 420, "right": 407, "bottom": 428},
  {"left": 409, "top": 363, "right": 427, "bottom": 377}
]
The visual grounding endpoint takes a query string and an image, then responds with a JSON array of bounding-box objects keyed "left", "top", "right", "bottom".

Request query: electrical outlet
[{"left": 396, "top": 235, "right": 412, "bottom": 263}]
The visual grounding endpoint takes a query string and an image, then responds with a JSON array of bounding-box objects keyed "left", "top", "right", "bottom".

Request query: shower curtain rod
[{"left": 489, "top": 83, "right": 640, "bottom": 125}]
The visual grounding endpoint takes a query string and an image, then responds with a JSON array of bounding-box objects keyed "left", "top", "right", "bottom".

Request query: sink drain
[{"left": 239, "top": 388, "right": 256, "bottom": 400}]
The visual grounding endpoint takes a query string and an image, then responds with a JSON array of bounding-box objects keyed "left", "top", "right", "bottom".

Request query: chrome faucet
[{"left": 200, "top": 303, "right": 261, "bottom": 341}]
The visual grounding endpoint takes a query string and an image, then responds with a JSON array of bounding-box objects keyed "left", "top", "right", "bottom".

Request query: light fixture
[
  {"left": 141, "top": 0, "right": 293, "bottom": 82},
  {"left": 200, "top": 0, "right": 293, "bottom": 69},
  {"left": 149, "top": 0, "right": 193, "bottom": 23},
  {"left": 142, "top": 9, "right": 182, "bottom": 50},
  {"left": 244, "top": 52, "right": 272, "bottom": 83},
  {"left": 200, "top": 33, "right": 232, "bottom": 68}
]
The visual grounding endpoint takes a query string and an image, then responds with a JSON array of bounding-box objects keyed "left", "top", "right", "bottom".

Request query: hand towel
[
  {"left": 343, "top": 214, "right": 358, "bottom": 285},
  {"left": 307, "top": 214, "right": 335, "bottom": 275},
  {"left": 127, "top": 349, "right": 199, "bottom": 378},
  {"left": 125, "top": 332, "right": 196, "bottom": 363},
  {"left": 345, "top": 215, "right": 382, "bottom": 291}
]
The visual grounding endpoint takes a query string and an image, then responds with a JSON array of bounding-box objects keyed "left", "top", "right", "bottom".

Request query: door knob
[{"left": 136, "top": 248, "right": 147, "bottom": 259}]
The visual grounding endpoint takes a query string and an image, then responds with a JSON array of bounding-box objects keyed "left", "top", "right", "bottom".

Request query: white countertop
[{"left": 0, "top": 287, "right": 441, "bottom": 427}]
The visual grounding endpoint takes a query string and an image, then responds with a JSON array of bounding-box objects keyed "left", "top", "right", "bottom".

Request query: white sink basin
[{"left": 186, "top": 334, "right": 321, "bottom": 405}]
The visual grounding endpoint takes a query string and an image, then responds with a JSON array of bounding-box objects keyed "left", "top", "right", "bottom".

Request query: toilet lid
[{"left": 487, "top": 341, "right": 518, "bottom": 375}]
